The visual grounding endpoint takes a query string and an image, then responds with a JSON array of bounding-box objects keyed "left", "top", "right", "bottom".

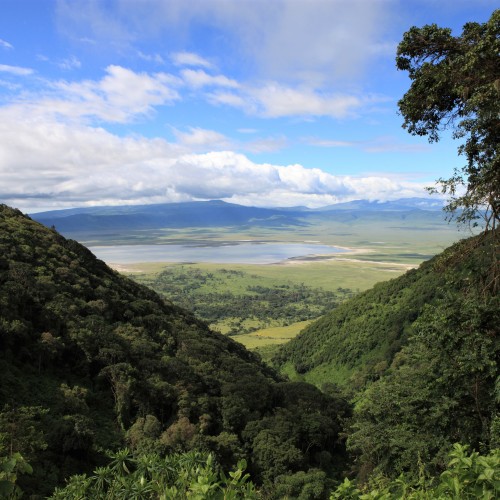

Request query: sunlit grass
[{"left": 234, "top": 320, "right": 311, "bottom": 349}]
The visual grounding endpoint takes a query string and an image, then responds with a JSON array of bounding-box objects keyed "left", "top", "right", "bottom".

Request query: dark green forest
[
  {"left": 0, "top": 205, "right": 351, "bottom": 498},
  {"left": 1, "top": 204, "right": 499, "bottom": 498}
]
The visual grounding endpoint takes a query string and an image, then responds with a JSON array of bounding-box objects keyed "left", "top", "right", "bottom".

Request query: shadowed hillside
[{"left": 0, "top": 205, "right": 349, "bottom": 497}]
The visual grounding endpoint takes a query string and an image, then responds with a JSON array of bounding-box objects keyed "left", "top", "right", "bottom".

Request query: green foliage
[
  {"left": 275, "top": 229, "right": 498, "bottom": 482},
  {"left": 0, "top": 406, "right": 48, "bottom": 462},
  {"left": 330, "top": 444, "right": 500, "bottom": 499},
  {"left": 274, "top": 249, "right": 447, "bottom": 389},
  {"left": 242, "top": 382, "right": 350, "bottom": 486},
  {"left": 50, "top": 449, "right": 258, "bottom": 499},
  {"left": 397, "top": 10, "right": 500, "bottom": 231},
  {"left": 0, "top": 452, "right": 32, "bottom": 499},
  {"left": 347, "top": 236, "right": 499, "bottom": 479},
  {"left": 272, "top": 469, "right": 328, "bottom": 500},
  {"left": 0, "top": 205, "right": 347, "bottom": 495}
]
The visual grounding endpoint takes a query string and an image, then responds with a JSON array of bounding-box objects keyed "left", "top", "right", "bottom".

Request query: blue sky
[{"left": 0, "top": 0, "right": 496, "bottom": 212}]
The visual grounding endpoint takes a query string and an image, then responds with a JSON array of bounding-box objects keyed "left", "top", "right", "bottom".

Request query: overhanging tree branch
[{"left": 396, "top": 9, "right": 500, "bottom": 232}]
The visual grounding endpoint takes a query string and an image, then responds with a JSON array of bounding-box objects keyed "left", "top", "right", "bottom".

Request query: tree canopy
[{"left": 396, "top": 9, "right": 500, "bottom": 231}]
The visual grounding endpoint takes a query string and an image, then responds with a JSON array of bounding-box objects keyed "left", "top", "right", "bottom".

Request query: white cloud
[
  {"left": 58, "top": 55, "right": 81, "bottom": 70},
  {"left": 245, "top": 136, "right": 288, "bottom": 153},
  {"left": 0, "top": 110, "right": 428, "bottom": 212},
  {"left": 171, "top": 52, "right": 213, "bottom": 68},
  {"left": 0, "top": 79, "right": 22, "bottom": 91},
  {"left": 235, "top": 0, "right": 396, "bottom": 84},
  {"left": 0, "top": 39, "right": 13, "bottom": 49},
  {"left": 305, "top": 138, "right": 355, "bottom": 148},
  {"left": 137, "top": 51, "right": 165, "bottom": 64},
  {"left": 304, "top": 135, "right": 430, "bottom": 153},
  {"left": 0, "top": 64, "right": 34, "bottom": 76},
  {"left": 56, "top": 0, "right": 396, "bottom": 85},
  {"left": 56, "top": 0, "right": 134, "bottom": 48},
  {"left": 210, "top": 83, "right": 387, "bottom": 118},
  {"left": 208, "top": 91, "right": 247, "bottom": 109},
  {"left": 181, "top": 69, "right": 239, "bottom": 89},
  {"left": 173, "top": 127, "right": 233, "bottom": 151},
  {"left": 173, "top": 127, "right": 287, "bottom": 154},
  {"left": 249, "top": 84, "right": 363, "bottom": 118},
  {"left": 13, "top": 65, "right": 180, "bottom": 123}
]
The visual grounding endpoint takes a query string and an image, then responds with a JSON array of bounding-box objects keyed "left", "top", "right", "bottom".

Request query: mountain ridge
[{"left": 30, "top": 197, "right": 446, "bottom": 234}]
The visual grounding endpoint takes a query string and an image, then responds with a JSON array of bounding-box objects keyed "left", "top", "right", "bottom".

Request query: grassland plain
[{"left": 104, "top": 215, "right": 468, "bottom": 352}]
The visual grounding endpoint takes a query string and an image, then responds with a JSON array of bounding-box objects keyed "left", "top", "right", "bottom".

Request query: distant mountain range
[
  {"left": 317, "top": 197, "right": 446, "bottom": 212},
  {"left": 30, "top": 198, "right": 445, "bottom": 234}
]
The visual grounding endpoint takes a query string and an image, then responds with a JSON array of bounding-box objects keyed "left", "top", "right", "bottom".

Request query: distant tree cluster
[{"left": 134, "top": 266, "right": 352, "bottom": 335}]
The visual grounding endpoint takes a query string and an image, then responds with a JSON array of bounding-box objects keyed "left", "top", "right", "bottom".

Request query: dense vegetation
[
  {"left": 0, "top": 205, "right": 351, "bottom": 497},
  {"left": 2, "top": 204, "right": 498, "bottom": 498},
  {"left": 2, "top": 11, "right": 499, "bottom": 499},
  {"left": 133, "top": 266, "right": 353, "bottom": 335},
  {"left": 5, "top": 443, "right": 495, "bottom": 499},
  {"left": 275, "top": 230, "right": 499, "bottom": 482}
]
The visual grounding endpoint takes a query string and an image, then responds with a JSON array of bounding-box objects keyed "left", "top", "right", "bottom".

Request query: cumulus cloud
[
  {"left": 54, "top": 1, "right": 393, "bottom": 119},
  {"left": 12, "top": 65, "right": 180, "bottom": 123},
  {"left": 0, "top": 108, "right": 427, "bottom": 212},
  {"left": 0, "top": 64, "right": 34, "bottom": 76}
]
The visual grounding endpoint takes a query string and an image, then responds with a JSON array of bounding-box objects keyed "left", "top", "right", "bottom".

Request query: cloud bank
[{"left": 0, "top": 110, "right": 427, "bottom": 212}]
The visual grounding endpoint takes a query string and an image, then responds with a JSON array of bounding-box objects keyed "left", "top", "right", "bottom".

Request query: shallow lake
[{"left": 89, "top": 242, "right": 346, "bottom": 265}]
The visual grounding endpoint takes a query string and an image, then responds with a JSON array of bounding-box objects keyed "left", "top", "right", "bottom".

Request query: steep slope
[
  {"left": 274, "top": 252, "right": 447, "bottom": 387},
  {"left": 275, "top": 231, "right": 499, "bottom": 477},
  {"left": 0, "top": 205, "right": 349, "bottom": 496},
  {"left": 275, "top": 232, "right": 498, "bottom": 387}
]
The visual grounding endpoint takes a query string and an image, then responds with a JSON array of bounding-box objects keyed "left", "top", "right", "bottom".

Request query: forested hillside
[
  {"left": 1, "top": 204, "right": 499, "bottom": 497},
  {"left": 0, "top": 205, "right": 350, "bottom": 497},
  {"left": 275, "top": 230, "right": 499, "bottom": 479},
  {"left": 274, "top": 241, "right": 462, "bottom": 387}
]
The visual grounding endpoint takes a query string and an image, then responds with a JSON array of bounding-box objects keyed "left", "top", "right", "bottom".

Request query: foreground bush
[
  {"left": 50, "top": 449, "right": 257, "bottom": 499},
  {"left": 331, "top": 444, "right": 499, "bottom": 499}
]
